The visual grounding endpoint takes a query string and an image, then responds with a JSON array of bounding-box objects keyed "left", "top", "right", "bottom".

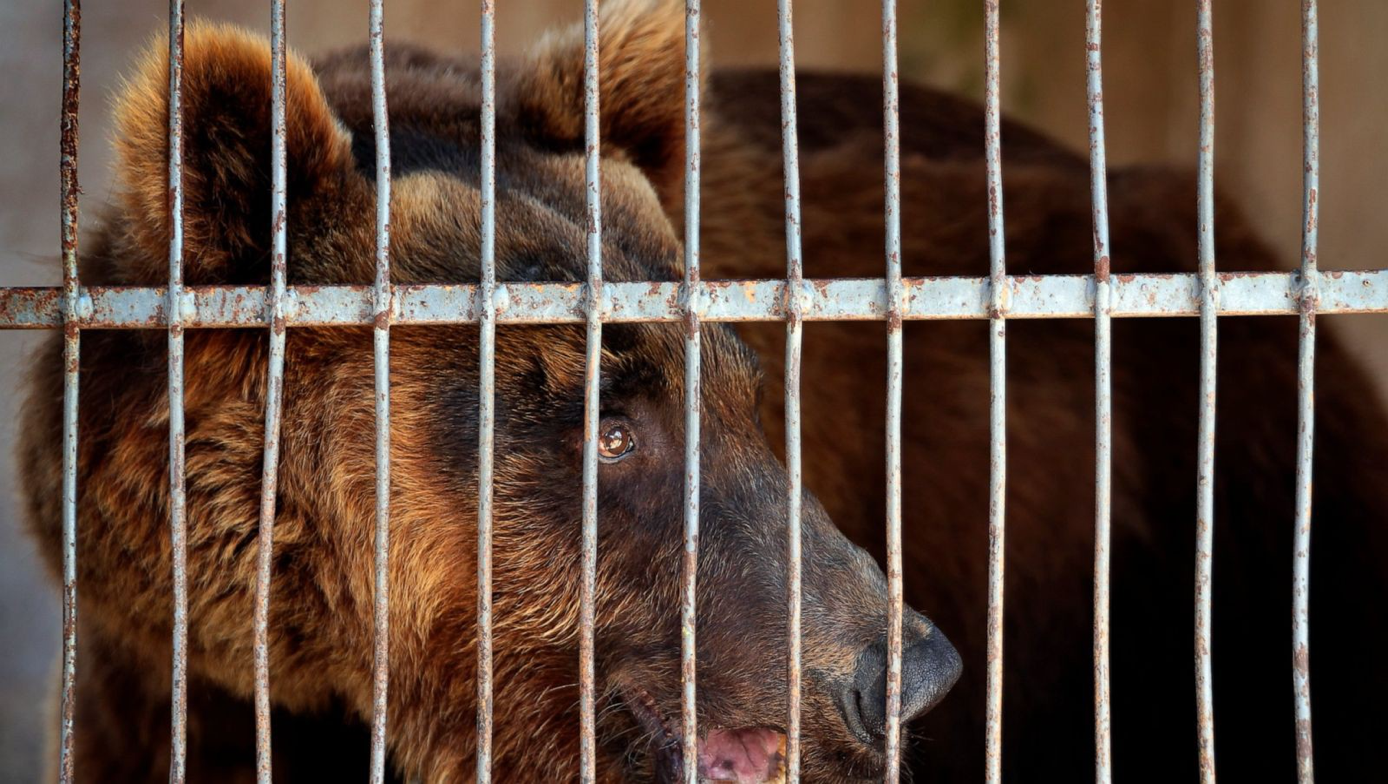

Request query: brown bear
[
  {"left": 21, "top": 7, "right": 962, "bottom": 783},
  {"left": 19, "top": 1, "right": 1388, "bottom": 782}
]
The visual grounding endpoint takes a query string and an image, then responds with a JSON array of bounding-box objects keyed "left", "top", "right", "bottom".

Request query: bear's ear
[
  {"left": 112, "top": 22, "right": 359, "bottom": 285},
  {"left": 516, "top": 0, "right": 700, "bottom": 200}
]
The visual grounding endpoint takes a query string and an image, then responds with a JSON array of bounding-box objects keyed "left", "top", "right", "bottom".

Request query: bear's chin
[{"left": 624, "top": 687, "right": 789, "bottom": 783}]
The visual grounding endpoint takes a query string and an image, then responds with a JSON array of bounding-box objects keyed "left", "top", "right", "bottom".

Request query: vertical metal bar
[
  {"left": 476, "top": 1, "right": 496, "bottom": 782},
  {"left": 982, "top": 1, "right": 1007, "bottom": 782},
  {"left": 1293, "top": 2, "right": 1319, "bottom": 782},
  {"left": 579, "top": 1, "right": 602, "bottom": 781},
  {"left": 775, "top": 0, "right": 805, "bottom": 779},
  {"left": 368, "top": 0, "right": 394, "bottom": 780},
  {"left": 58, "top": 2, "right": 81, "bottom": 781},
  {"left": 253, "top": 1, "right": 290, "bottom": 781},
  {"left": 1194, "top": 2, "right": 1218, "bottom": 782},
  {"left": 1083, "top": 2, "right": 1114, "bottom": 782},
  {"left": 680, "top": 2, "right": 702, "bottom": 782},
  {"left": 880, "top": 0, "right": 905, "bottom": 780},
  {"left": 165, "top": 3, "right": 190, "bottom": 781}
]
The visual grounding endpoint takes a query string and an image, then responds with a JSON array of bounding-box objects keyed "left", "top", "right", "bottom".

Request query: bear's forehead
[
  {"left": 317, "top": 51, "right": 680, "bottom": 289},
  {"left": 378, "top": 156, "right": 681, "bottom": 289},
  {"left": 310, "top": 47, "right": 758, "bottom": 397}
]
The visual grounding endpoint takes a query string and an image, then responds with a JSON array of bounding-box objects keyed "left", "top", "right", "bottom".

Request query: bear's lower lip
[{"left": 624, "top": 687, "right": 788, "bottom": 783}]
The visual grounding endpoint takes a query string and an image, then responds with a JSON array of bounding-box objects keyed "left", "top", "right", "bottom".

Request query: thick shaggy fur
[{"left": 20, "top": 2, "right": 1388, "bottom": 782}]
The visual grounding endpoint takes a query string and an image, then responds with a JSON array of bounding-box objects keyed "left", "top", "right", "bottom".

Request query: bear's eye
[{"left": 597, "top": 422, "right": 636, "bottom": 462}]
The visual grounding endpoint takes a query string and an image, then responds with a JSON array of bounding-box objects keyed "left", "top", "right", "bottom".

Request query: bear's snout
[{"left": 835, "top": 621, "right": 963, "bottom": 747}]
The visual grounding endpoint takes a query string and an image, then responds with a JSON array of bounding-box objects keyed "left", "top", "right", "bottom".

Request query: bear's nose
[{"left": 836, "top": 624, "right": 963, "bottom": 745}]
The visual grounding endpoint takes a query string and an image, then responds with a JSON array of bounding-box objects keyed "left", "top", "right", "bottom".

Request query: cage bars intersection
[{"left": 21, "top": 0, "right": 1367, "bottom": 781}]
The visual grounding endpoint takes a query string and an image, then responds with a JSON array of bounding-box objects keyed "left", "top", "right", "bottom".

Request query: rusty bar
[
  {"left": 1084, "top": 1, "right": 1114, "bottom": 780},
  {"left": 982, "top": 1, "right": 1007, "bottom": 781},
  {"left": 776, "top": 0, "right": 806, "bottom": 778},
  {"left": 253, "top": 2, "right": 289, "bottom": 781},
  {"left": 165, "top": 2, "right": 190, "bottom": 781},
  {"left": 368, "top": 0, "right": 393, "bottom": 780},
  {"left": 58, "top": 2, "right": 81, "bottom": 781},
  {"left": 475, "top": 1, "right": 496, "bottom": 781},
  {"left": 680, "top": 1, "right": 702, "bottom": 782},
  {"left": 579, "top": 0, "right": 601, "bottom": 780},
  {"left": 1293, "top": 2, "right": 1319, "bottom": 781},
  {"left": 1194, "top": 1, "right": 1218, "bottom": 781},
  {"left": 5, "top": 271, "right": 1388, "bottom": 330},
  {"left": 881, "top": 0, "right": 906, "bottom": 779}
]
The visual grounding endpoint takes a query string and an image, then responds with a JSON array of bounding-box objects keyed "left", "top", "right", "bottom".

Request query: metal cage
[{"left": 4, "top": 0, "right": 1375, "bottom": 781}]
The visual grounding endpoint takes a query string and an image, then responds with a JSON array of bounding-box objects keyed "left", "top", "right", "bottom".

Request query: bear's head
[{"left": 68, "top": 2, "right": 960, "bottom": 780}]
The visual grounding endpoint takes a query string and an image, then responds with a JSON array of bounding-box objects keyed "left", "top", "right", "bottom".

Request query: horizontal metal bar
[{"left": 2, "top": 270, "right": 1385, "bottom": 329}]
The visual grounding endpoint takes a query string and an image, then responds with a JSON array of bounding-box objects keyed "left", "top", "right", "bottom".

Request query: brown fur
[
  {"left": 705, "top": 73, "right": 1388, "bottom": 782},
  {"left": 19, "top": 3, "right": 1388, "bottom": 783}
]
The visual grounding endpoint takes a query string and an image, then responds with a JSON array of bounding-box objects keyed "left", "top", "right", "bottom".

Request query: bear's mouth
[{"left": 624, "top": 687, "right": 788, "bottom": 783}]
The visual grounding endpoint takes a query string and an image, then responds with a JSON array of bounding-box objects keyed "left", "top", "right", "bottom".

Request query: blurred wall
[{"left": 2, "top": 1, "right": 1383, "bottom": 780}]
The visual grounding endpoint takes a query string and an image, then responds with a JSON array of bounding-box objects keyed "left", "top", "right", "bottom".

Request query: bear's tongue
[{"left": 697, "top": 727, "right": 787, "bottom": 783}]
